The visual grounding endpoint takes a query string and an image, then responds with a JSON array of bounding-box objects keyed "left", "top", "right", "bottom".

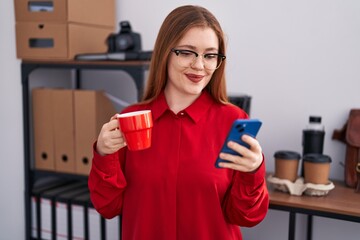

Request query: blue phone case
[{"left": 215, "top": 119, "right": 262, "bottom": 168}]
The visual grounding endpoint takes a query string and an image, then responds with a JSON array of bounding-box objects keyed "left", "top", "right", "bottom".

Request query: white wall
[
  {"left": 0, "top": 0, "right": 24, "bottom": 239},
  {"left": 1, "top": 0, "right": 359, "bottom": 239}
]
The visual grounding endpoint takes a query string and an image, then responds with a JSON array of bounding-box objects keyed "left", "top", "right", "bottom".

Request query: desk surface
[{"left": 268, "top": 177, "right": 360, "bottom": 219}]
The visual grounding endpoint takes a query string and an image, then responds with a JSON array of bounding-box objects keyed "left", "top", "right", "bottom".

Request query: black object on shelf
[{"left": 228, "top": 94, "right": 252, "bottom": 116}]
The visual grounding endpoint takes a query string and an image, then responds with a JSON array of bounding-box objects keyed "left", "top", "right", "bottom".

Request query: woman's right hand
[{"left": 96, "top": 115, "right": 127, "bottom": 156}]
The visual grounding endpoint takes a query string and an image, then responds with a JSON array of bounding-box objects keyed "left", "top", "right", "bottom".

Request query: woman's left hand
[{"left": 218, "top": 135, "right": 263, "bottom": 172}]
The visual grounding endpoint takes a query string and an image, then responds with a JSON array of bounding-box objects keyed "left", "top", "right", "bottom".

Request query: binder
[
  {"left": 72, "top": 192, "right": 92, "bottom": 240},
  {"left": 52, "top": 89, "right": 76, "bottom": 174},
  {"left": 106, "top": 214, "right": 120, "bottom": 240},
  {"left": 31, "top": 196, "right": 37, "bottom": 238},
  {"left": 74, "top": 90, "right": 116, "bottom": 175},
  {"left": 32, "top": 88, "right": 55, "bottom": 171},
  {"left": 89, "top": 207, "right": 102, "bottom": 240},
  {"left": 40, "top": 181, "right": 87, "bottom": 240},
  {"left": 72, "top": 192, "right": 121, "bottom": 240},
  {"left": 72, "top": 192, "right": 102, "bottom": 240},
  {"left": 31, "top": 177, "right": 72, "bottom": 239},
  {"left": 33, "top": 88, "right": 116, "bottom": 175},
  {"left": 71, "top": 192, "right": 89, "bottom": 239},
  {"left": 55, "top": 186, "right": 89, "bottom": 240}
]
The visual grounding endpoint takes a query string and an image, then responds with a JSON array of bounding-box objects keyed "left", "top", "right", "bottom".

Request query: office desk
[{"left": 268, "top": 178, "right": 360, "bottom": 240}]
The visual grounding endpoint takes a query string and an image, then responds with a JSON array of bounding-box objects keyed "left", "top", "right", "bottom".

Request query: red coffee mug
[{"left": 117, "top": 110, "right": 153, "bottom": 151}]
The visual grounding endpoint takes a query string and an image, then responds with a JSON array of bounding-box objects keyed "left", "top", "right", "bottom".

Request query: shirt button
[{"left": 180, "top": 112, "right": 185, "bottom": 116}]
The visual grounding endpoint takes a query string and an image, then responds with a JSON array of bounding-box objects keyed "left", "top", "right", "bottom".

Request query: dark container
[{"left": 301, "top": 116, "right": 325, "bottom": 176}]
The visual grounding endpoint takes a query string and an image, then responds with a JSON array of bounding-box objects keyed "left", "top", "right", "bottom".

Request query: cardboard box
[
  {"left": 32, "top": 88, "right": 55, "bottom": 171},
  {"left": 74, "top": 90, "right": 116, "bottom": 175},
  {"left": 14, "top": 0, "right": 115, "bottom": 28},
  {"left": 52, "top": 89, "right": 76, "bottom": 174},
  {"left": 16, "top": 22, "right": 113, "bottom": 60}
]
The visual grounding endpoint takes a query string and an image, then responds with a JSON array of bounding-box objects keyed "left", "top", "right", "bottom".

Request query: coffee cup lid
[
  {"left": 274, "top": 150, "right": 301, "bottom": 160},
  {"left": 303, "top": 153, "right": 332, "bottom": 163}
]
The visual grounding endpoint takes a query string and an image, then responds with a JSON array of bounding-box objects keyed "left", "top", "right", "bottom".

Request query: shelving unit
[{"left": 21, "top": 60, "right": 150, "bottom": 240}]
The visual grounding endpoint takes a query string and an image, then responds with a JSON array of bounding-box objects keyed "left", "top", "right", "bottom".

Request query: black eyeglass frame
[{"left": 170, "top": 48, "right": 226, "bottom": 69}]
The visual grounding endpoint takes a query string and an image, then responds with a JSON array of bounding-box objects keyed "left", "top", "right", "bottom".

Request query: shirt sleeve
[
  {"left": 221, "top": 156, "right": 269, "bottom": 227},
  {"left": 88, "top": 142, "right": 127, "bottom": 219}
]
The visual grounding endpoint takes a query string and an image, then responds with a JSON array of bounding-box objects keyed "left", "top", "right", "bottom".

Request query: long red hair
[{"left": 142, "top": 5, "right": 228, "bottom": 104}]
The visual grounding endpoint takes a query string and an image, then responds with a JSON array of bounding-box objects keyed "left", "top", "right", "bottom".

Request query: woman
[{"left": 89, "top": 5, "right": 269, "bottom": 240}]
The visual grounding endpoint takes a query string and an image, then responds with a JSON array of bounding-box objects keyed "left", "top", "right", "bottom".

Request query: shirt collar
[{"left": 151, "top": 90, "right": 215, "bottom": 123}]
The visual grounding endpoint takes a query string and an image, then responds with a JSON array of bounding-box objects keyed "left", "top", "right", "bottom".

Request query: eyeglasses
[{"left": 171, "top": 48, "right": 226, "bottom": 70}]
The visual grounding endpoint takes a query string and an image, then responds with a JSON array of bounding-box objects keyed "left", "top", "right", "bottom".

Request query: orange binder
[
  {"left": 32, "top": 88, "right": 55, "bottom": 171},
  {"left": 53, "top": 89, "right": 76, "bottom": 173},
  {"left": 74, "top": 90, "right": 116, "bottom": 175}
]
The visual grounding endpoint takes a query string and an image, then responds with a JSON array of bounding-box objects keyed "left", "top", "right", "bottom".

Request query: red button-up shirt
[{"left": 88, "top": 90, "right": 269, "bottom": 240}]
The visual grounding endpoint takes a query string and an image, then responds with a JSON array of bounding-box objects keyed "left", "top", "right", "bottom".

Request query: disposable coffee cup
[
  {"left": 274, "top": 150, "right": 301, "bottom": 182},
  {"left": 117, "top": 110, "right": 153, "bottom": 151},
  {"left": 303, "top": 153, "right": 331, "bottom": 184}
]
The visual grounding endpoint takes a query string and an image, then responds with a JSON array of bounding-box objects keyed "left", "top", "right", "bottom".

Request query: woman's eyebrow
[
  {"left": 176, "top": 45, "right": 196, "bottom": 50},
  {"left": 176, "top": 45, "right": 219, "bottom": 52}
]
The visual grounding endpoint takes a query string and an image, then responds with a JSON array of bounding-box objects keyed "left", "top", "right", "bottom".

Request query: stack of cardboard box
[
  {"left": 32, "top": 88, "right": 117, "bottom": 175},
  {"left": 14, "top": 0, "right": 115, "bottom": 60}
]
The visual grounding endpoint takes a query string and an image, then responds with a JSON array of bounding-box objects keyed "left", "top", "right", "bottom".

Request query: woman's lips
[{"left": 185, "top": 73, "right": 204, "bottom": 83}]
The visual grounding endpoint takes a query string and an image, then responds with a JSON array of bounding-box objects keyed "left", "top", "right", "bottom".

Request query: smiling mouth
[{"left": 185, "top": 73, "right": 204, "bottom": 83}]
